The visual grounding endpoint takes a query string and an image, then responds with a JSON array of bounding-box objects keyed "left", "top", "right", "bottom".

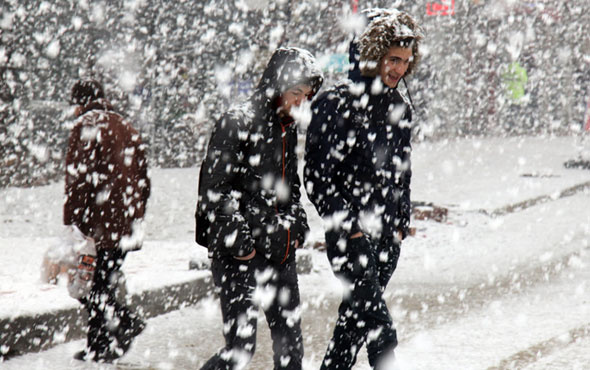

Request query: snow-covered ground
[{"left": 1, "top": 135, "right": 589, "bottom": 369}]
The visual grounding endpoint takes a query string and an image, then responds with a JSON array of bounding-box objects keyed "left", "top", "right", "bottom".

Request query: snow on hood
[
  {"left": 347, "top": 8, "right": 424, "bottom": 82},
  {"left": 253, "top": 47, "right": 324, "bottom": 105},
  {"left": 356, "top": 9, "right": 424, "bottom": 78}
]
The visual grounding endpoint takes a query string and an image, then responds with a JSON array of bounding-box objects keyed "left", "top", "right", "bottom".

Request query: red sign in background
[{"left": 426, "top": 0, "right": 455, "bottom": 16}]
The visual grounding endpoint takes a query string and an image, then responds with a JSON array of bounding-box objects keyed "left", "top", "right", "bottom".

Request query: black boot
[
  {"left": 73, "top": 348, "right": 119, "bottom": 363},
  {"left": 73, "top": 350, "right": 88, "bottom": 361}
]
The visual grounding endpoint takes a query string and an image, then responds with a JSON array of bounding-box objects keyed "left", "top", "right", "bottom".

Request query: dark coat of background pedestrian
[
  {"left": 195, "top": 47, "right": 323, "bottom": 265},
  {"left": 63, "top": 79, "right": 151, "bottom": 363},
  {"left": 64, "top": 95, "right": 150, "bottom": 250}
]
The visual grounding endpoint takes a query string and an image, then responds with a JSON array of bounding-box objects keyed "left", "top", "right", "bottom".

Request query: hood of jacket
[
  {"left": 348, "top": 39, "right": 372, "bottom": 86},
  {"left": 345, "top": 28, "right": 413, "bottom": 123},
  {"left": 348, "top": 8, "right": 397, "bottom": 84},
  {"left": 251, "top": 47, "right": 323, "bottom": 114},
  {"left": 348, "top": 8, "right": 423, "bottom": 85}
]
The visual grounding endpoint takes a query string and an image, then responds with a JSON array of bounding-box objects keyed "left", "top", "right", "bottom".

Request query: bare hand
[
  {"left": 350, "top": 231, "right": 363, "bottom": 239},
  {"left": 234, "top": 249, "right": 256, "bottom": 261},
  {"left": 295, "top": 240, "right": 300, "bottom": 248}
]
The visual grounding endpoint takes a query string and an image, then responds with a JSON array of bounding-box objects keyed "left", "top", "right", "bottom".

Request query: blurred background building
[{"left": 1, "top": 0, "right": 589, "bottom": 187}]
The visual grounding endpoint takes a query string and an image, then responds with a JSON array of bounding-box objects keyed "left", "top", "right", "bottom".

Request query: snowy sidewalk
[{"left": 1, "top": 135, "right": 589, "bottom": 360}]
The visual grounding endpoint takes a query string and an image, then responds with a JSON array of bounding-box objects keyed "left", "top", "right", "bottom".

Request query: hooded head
[
  {"left": 254, "top": 47, "right": 323, "bottom": 111},
  {"left": 357, "top": 9, "right": 424, "bottom": 79},
  {"left": 70, "top": 79, "right": 105, "bottom": 106}
]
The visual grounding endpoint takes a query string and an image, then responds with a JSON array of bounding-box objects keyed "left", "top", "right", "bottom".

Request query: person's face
[
  {"left": 379, "top": 46, "right": 413, "bottom": 89},
  {"left": 279, "top": 84, "right": 313, "bottom": 116},
  {"left": 73, "top": 105, "right": 83, "bottom": 117}
]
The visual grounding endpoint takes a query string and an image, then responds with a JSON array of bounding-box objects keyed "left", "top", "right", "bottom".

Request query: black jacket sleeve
[
  {"left": 304, "top": 92, "right": 362, "bottom": 239},
  {"left": 286, "top": 171, "right": 309, "bottom": 247},
  {"left": 267, "top": 126, "right": 309, "bottom": 261},
  {"left": 397, "top": 107, "right": 412, "bottom": 239},
  {"left": 195, "top": 114, "right": 255, "bottom": 258}
]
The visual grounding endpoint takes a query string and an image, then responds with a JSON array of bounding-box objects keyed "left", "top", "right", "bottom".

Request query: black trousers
[
  {"left": 83, "top": 247, "right": 138, "bottom": 360},
  {"left": 201, "top": 254, "right": 303, "bottom": 370},
  {"left": 321, "top": 235, "right": 401, "bottom": 370}
]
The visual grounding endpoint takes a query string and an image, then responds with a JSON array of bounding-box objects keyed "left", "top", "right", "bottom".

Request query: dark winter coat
[
  {"left": 195, "top": 47, "right": 323, "bottom": 264},
  {"left": 304, "top": 42, "right": 412, "bottom": 242},
  {"left": 64, "top": 99, "right": 151, "bottom": 250}
]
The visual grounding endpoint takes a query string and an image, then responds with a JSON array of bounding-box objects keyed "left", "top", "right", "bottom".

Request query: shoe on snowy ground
[
  {"left": 564, "top": 158, "right": 590, "bottom": 170},
  {"left": 73, "top": 348, "right": 121, "bottom": 363},
  {"left": 73, "top": 350, "right": 88, "bottom": 361},
  {"left": 74, "top": 318, "right": 145, "bottom": 362}
]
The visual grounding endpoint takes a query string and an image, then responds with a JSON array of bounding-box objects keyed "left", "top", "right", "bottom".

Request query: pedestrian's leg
[
  {"left": 375, "top": 237, "right": 401, "bottom": 292},
  {"left": 200, "top": 257, "right": 258, "bottom": 370},
  {"left": 321, "top": 235, "right": 376, "bottom": 370},
  {"left": 322, "top": 234, "right": 400, "bottom": 370},
  {"left": 260, "top": 260, "right": 304, "bottom": 370},
  {"left": 366, "top": 237, "right": 401, "bottom": 369},
  {"left": 320, "top": 295, "right": 367, "bottom": 370},
  {"left": 110, "top": 264, "right": 146, "bottom": 356},
  {"left": 85, "top": 248, "right": 126, "bottom": 362}
]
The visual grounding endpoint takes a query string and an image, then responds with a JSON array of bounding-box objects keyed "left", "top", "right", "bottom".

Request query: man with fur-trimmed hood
[
  {"left": 196, "top": 47, "right": 323, "bottom": 370},
  {"left": 305, "top": 9, "right": 423, "bottom": 370}
]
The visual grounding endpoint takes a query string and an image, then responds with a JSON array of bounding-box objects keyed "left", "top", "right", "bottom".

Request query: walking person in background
[
  {"left": 195, "top": 47, "right": 323, "bottom": 370},
  {"left": 65, "top": 79, "right": 151, "bottom": 362},
  {"left": 304, "top": 9, "right": 423, "bottom": 370}
]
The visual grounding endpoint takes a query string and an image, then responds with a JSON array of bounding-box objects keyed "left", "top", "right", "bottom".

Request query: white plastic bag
[
  {"left": 66, "top": 226, "right": 97, "bottom": 300},
  {"left": 41, "top": 225, "right": 85, "bottom": 284},
  {"left": 41, "top": 240, "right": 75, "bottom": 285}
]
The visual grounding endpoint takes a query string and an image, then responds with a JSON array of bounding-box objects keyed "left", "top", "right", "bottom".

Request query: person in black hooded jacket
[
  {"left": 304, "top": 9, "right": 423, "bottom": 370},
  {"left": 196, "top": 47, "right": 323, "bottom": 370}
]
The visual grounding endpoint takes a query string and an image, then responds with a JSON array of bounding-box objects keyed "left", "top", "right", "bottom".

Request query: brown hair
[
  {"left": 358, "top": 11, "right": 424, "bottom": 78},
  {"left": 70, "top": 79, "right": 105, "bottom": 106}
]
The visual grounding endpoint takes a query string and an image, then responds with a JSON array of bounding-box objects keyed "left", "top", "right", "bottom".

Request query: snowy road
[
  {"left": 3, "top": 242, "right": 588, "bottom": 370},
  {"left": 2, "top": 136, "right": 589, "bottom": 369},
  {"left": 396, "top": 250, "right": 590, "bottom": 370}
]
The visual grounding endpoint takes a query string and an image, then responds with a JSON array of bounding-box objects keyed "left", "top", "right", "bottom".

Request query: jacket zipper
[{"left": 279, "top": 122, "right": 292, "bottom": 264}]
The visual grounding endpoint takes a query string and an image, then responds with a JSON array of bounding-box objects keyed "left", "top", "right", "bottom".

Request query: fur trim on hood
[{"left": 358, "top": 9, "right": 424, "bottom": 78}]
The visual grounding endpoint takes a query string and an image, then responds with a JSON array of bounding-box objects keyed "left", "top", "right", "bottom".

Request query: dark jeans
[
  {"left": 83, "top": 247, "right": 140, "bottom": 360},
  {"left": 321, "top": 234, "right": 401, "bottom": 370},
  {"left": 201, "top": 254, "right": 303, "bottom": 370}
]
